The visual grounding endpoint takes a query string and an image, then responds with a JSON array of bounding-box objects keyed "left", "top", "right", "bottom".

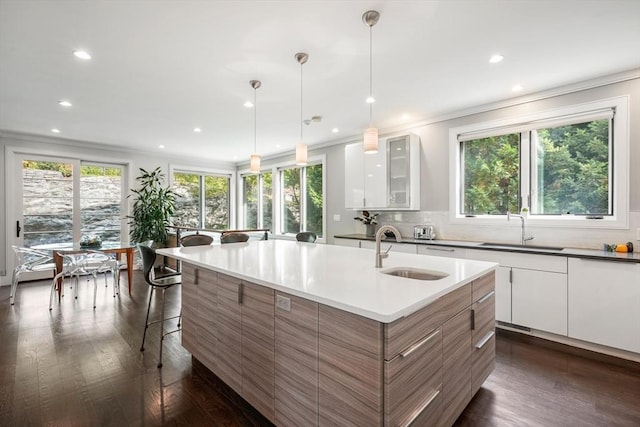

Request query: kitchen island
[{"left": 157, "top": 240, "right": 497, "bottom": 426}]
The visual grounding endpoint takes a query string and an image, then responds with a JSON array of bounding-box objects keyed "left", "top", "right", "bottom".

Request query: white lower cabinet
[
  {"left": 494, "top": 266, "right": 512, "bottom": 323},
  {"left": 511, "top": 268, "right": 567, "bottom": 335},
  {"left": 466, "top": 250, "right": 567, "bottom": 335},
  {"left": 568, "top": 258, "right": 640, "bottom": 353}
]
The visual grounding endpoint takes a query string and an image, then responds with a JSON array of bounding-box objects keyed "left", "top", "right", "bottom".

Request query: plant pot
[{"left": 365, "top": 224, "right": 376, "bottom": 237}]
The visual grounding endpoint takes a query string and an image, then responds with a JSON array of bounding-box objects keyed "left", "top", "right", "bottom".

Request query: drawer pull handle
[
  {"left": 424, "top": 246, "right": 454, "bottom": 252},
  {"left": 401, "top": 329, "right": 439, "bottom": 358},
  {"left": 477, "top": 290, "right": 495, "bottom": 304},
  {"left": 476, "top": 330, "right": 495, "bottom": 349},
  {"left": 401, "top": 387, "right": 441, "bottom": 427}
]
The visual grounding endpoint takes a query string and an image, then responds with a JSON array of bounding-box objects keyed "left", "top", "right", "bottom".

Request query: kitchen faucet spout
[
  {"left": 507, "top": 211, "right": 534, "bottom": 246},
  {"left": 375, "top": 225, "right": 401, "bottom": 268}
]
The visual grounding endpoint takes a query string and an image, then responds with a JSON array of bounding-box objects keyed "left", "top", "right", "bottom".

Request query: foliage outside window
[
  {"left": 173, "top": 171, "right": 230, "bottom": 229},
  {"left": 460, "top": 119, "right": 610, "bottom": 217},
  {"left": 461, "top": 134, "right": 520, "bottom": 215},
  {"left": 452, "top": 97, "right": 628, "bottom": 228},
  {"left": 242, "top": 172, "right": 272, "bottom": 230},
  {"left": 279, "top": 163, "right": 323, "bottom": 237},
  {"left": 532, "top": 120, "right": 610, "bottom": 215}
]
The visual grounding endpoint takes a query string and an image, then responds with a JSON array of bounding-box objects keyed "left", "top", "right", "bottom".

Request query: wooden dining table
[{"left": 32, "top": 242, "right": 136, "bottom": 298}]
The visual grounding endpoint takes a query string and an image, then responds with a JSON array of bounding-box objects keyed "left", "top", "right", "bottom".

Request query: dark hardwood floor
[{"left": 1, "top": 273, "right": 639, "bottom": 426}]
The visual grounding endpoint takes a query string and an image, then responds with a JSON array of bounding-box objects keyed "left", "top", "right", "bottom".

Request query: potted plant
[
  {"left": 128, "top": 167, "right": 176, "bottom": 246},
  {"left": 354, "top": 210, "right": 379, "bottom": 237}
]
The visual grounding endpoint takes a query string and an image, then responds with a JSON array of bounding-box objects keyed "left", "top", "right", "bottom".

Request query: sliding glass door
[{"left": 16, "top": 155, "right": 126, "bottom": 248}]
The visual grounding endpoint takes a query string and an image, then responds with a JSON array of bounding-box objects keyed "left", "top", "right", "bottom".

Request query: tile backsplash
[{"left": 354, "top": 210, "right": 640, "bottom": 251}]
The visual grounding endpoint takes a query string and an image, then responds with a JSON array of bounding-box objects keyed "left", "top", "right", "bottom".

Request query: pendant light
[
  {"left": 362, "top": 10, "right": 380, "bottom": 154},
  {"left": 295, "top": 52, "right": 309, "bottom": 166},
  {"left": 249, "top": 79, "right": 262, "bottom": 173}
]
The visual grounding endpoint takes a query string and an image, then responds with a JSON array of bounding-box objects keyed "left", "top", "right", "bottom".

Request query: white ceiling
[{"left": 1, "top": 0, "right": 639, "bottom": 164}]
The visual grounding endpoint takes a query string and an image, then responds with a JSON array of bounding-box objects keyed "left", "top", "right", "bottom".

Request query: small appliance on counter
[{"left": 414, "top": 225, "right": 436, "bottom": 240}]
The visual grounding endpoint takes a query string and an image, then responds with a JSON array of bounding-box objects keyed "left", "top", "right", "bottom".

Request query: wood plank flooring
[{"left": 1, "top": 274, "right": 639, "bottom": 426}]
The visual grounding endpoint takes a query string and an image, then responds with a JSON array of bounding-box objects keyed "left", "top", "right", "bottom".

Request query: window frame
[
  {"left": 449, "top": 96, "right": 629, "bottom": 229},
  {"left": 169, "top": 164, "right": 236, "bottom": 230},
  {"left": 237, "top": 154, "right": 326, "bottom": 243}
]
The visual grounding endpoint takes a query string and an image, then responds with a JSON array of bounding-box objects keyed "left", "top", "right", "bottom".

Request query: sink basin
[
  {"left": 381, "top": 267, "right": 449, "bottom": 281},
  {"left": 479, "top": 242, "right": 564, "bottom": 251}
]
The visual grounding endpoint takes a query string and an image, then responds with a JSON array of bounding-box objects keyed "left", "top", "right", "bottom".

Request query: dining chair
[
  {"left": 138, "top": 244, "right": 182, "bottom": 368},
  {"left": 220, "top": 232, "right": 250, "bottom": 244},
  {"left": 49, "top": 250, "right": 119, "bottom": 310},
  {"left": 180, "top": 233, "right": 214, "bottom": 247},
  {"left": 296, "top": 231, "right": 317, "bottom": 243},
  {"left": 10, "top": 245, "right": 55, "bottom": 305}
]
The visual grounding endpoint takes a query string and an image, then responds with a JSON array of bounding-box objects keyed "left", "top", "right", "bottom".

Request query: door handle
[{"left": 16, "top": 220, "right": 21, "bottom": 238}]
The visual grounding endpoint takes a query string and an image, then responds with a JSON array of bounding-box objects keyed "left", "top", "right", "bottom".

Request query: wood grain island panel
[{"left": 178, "top": 258, "right": 496, "bottom": 427}]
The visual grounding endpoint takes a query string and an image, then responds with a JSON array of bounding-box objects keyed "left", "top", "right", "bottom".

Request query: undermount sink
[
  {"left": 479, "top": 242, "right": 564, "bottom": 251},
  {"left": 382, "top": 267, "right": 449, "bottom": 281}
]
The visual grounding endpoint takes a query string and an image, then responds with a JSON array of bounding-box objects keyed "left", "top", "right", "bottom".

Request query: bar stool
[
  {"left": 138, "top": 244, "right": 182, "bottom": 368},
  {"left": 296, "top": 231, "right": 317, "bottom": 243},
  {"left": 220, "top": 232, "right": 250, "bottom": 244}
]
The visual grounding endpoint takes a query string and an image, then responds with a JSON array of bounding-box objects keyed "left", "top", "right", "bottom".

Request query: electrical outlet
[
  {"left": 333, "top": 214, "right": 341, "bottom": 222},
  {"left": 276, "top": 294, "right": 291, "bottom": 312}
]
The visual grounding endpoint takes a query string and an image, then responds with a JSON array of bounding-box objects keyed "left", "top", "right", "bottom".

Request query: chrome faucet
[
  {"left": 507, "top": 211, "right": 534, "bottom": 246},
  {"left": 375, "top": 225, "right": 402, "bottom": 268}
]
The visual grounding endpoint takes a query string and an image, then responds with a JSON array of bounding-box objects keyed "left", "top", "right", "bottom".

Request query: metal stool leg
[
  {"left": 140, "top": 287, "right": 155, "bottom": 352},
  {"left": 157, "top": 288, "right": 167, "bottom": 368}
]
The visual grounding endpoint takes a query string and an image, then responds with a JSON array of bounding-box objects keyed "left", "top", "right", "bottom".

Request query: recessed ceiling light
[
  {"left": 59, "top": 100, "right": 72, "bottom": 107},
  {"left": 512, "top": 84, "right": 523, "bottom": 92},
  {"left": 366, "top": 96, "right": 375, "bottom": 104},
  {"left": 73, "top": 50, "right": 91, "bottom": 60},
  {"left": 402, "top": 114, "right": 410, "bottom": 120},
  {"left": 276, "top": 144, "right": 281, "bottom": 148},
  {"left": 244, "top": 101, "right": 254, "bottom": 108},
  {"left": 233, "top": 156, "right": 239, "bottom": 160},
  {"left": 51, "top": 128, "right": 60, "bottom": 133},
  {"left": 193, "top": 127, "right": 202, "bottom": 133},
  {"left": 489, "top": 54, "right": 504, "bottom": 64},
  {"left": 159, "top": 145, "right": 165, "bottom": 149},
  {"left": 332, "top": 128, "right": 339, "bottom": 133}
]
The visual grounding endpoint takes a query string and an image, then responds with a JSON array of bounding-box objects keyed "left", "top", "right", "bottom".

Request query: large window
[
  {"left": 239, "top": 158, "right": 325, "bottom": 239},
  {"left": 451, "top": 97, "right": 629, "bottom": 228},
  {"left": 172, "top": 170, "right": 231, "bottom": 229},
  {"left": 279, "top": 163, "right": 324, "bottom": 237},
  {"left": 242, "top": 171, "right": 272, "bottom": 230}
]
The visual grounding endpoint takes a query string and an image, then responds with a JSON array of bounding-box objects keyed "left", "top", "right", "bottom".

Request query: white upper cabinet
[{"left": 344, "top": 134, "right": 421, "bottom": 210}]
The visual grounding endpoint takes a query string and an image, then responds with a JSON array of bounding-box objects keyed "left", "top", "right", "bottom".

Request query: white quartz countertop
[{"left": 156, "top": 240, "right": 497, "bottom": 323}]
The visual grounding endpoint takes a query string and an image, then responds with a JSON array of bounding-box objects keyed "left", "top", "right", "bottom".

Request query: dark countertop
[{"left": 334, "top": 234, "right": 640, "bottom": 264}]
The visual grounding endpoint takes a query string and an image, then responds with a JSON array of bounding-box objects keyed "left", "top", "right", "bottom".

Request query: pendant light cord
[
  {"left": 254, "top": 87, "right": 257, "bottom": 153},
  {"left": 369, "top": 23, "right": 373, "bottom": 127},
  {"left": 300, "top": 60, "right": 304, "bottom": 142}
]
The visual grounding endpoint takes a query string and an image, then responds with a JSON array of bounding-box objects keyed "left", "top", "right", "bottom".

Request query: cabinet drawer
[
  {"left": 467, "top": 249, "right": 567, "bottom": 273},
  {"left": 385, "top": 284, "right": 470, "bottom": 360},
  {"left": 384, "top": 328, "right": 442, "bottom": 427},
  {"left": 417, "top": 245, "right": 466, "bottom": 259},
  {"left": 472, "top": 331, "right": 495, "bottom": 396},
  {"left": 472, "top": 291, "right": 495, "bottom": 343},
  {"left": 472, "top": 271, "right": 495, "bottom": 302}
]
